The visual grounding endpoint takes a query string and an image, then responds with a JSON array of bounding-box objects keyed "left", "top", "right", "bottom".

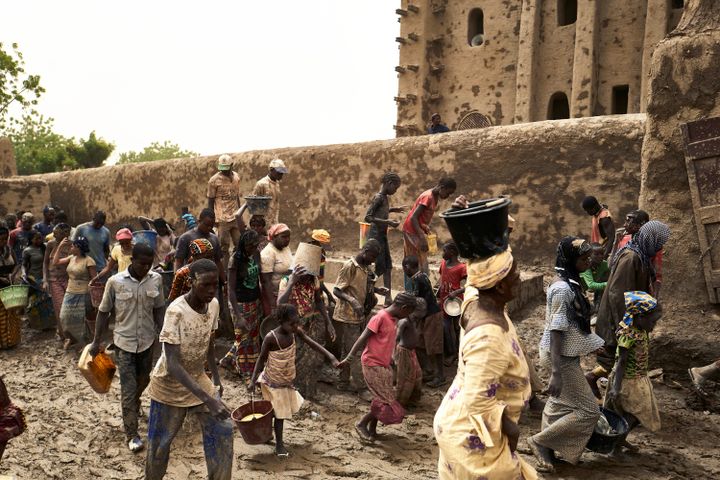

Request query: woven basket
[
  {"left": 0, "top": 285, "right": 30, "bottom": 310},
  {"left": 0, "top": 311, "right": 21, "bottom": 349}
]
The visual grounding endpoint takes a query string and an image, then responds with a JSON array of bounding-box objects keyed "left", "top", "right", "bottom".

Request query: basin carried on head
[
  {"left": 133, "top": 230, "right": 158, "bottom": 251},
  {"left": 440, "top": 197, "right": 511, "bottom": 260}
]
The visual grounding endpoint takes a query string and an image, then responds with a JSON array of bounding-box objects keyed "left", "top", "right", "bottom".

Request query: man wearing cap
[
  {"left": 252, "top": 158, "right": 288, "bottom": 227},
  {"left": 8, "top": 213, "right": 36, "bottom": 265},
  {"left": 207, "top": 154, "right": 243, "bottom": 267}
]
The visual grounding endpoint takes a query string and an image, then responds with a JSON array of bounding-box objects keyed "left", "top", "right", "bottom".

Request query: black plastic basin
[{"left": 440, "top": 197, "right": 511, "bottom": 259}]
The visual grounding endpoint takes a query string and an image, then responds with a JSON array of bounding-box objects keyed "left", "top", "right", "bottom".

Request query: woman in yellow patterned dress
[{"left": 434, "top": 251, "right": 537, "bottom": 480}]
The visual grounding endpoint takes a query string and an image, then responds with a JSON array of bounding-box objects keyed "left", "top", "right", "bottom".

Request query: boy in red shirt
[
  {"left": 339, "top": 293, "right": 417, "bottom": 442},
  {"left": 437, "top": 242, "right": 467, "bottom": 363},
  {"left": 402, "top": 178, "right": 457, "bottom": 289}
]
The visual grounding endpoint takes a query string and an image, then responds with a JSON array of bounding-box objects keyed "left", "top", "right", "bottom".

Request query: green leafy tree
[
  {"left": 0, "top": 42, "right": 45, "bottom": 129},
  {"left": 66, "top": 131, "right": 115, "bottom": 169},
  {"left": 8, "top": 116, "right": 115, "bottom": 174},
  {"left": 117, "top": 141, "right": 198, "bottom": 164},
  {"left": 7, "top": 114, "right": 71, "bottom": 174}
]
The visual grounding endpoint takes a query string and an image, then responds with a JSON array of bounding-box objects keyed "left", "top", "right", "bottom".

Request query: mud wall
[
  {"left": 0, "top": 177, "right": 51, "bottom": 218},
  {"left": 23, "top": 115, "right": 644, "bottom": 266}
]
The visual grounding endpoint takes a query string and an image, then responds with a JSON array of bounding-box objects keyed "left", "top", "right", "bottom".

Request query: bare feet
[
  {"left": 527, "top": 437, "right": 555, "bottom": 473},
  {"left": 355, "top": 423, "right": 375, "bottom": 442}
]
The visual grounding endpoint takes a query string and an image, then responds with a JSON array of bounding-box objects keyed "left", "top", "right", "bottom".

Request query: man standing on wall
[
  {"left": 89, "top": 243, "right": 165, "bottom": 453},
  {"left": 252, "top": 158, "right": 288, "bottom": 228},
  {"left": 72, "top": 211, "right": 111, "bottom": 271},
  {"left": 207, "top": 154, "right": 243, "bottom": 268}
]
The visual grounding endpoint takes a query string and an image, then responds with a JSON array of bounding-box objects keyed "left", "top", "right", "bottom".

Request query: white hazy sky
[{"left": 3, "top": 1, "right": 401, "bottom": 160}]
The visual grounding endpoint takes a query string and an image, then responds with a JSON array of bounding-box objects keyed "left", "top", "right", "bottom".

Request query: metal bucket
[
  {"left": 232, "top": 398, "right": 274, "bottom": 445},
  {"left": 132, "top": 230, "right": 158, "bottom": 251},
  {"left": 244, "top": 196, "right": 272, "bottom": 216}
]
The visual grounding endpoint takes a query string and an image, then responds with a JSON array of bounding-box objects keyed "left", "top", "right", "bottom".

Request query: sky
[{"left": 3, "top": 1, "right": 400, "bottom": 161}]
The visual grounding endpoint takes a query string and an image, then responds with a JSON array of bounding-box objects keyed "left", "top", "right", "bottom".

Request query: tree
[
  {"left": 0, "top": 42, "right": 44, "bottom": 129},
  {"left": 8, "top": 114, "right": 71, "bottom": 175},
  {"left": 7, "top": 116, "right": 115, "bottom": 175},
  {"left": 66, "top": 131, "right": 115, "bottom": 169},
  {"left": 117, "top": 141, "right": 198, "bottom": 164}
]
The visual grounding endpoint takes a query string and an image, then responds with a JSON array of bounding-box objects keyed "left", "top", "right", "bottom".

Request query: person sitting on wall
[{"left": 427, "top": 113, "right": 450, "bottom": 134}]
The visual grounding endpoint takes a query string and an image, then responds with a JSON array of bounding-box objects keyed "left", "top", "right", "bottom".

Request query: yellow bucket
[{"left": 427, "top": 233, "right": 438, "bottom": 255}]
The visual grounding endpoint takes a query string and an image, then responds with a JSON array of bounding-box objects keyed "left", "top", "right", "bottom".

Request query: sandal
[{"left": 688, "top": 368, "right": 709, "bottom": 396}]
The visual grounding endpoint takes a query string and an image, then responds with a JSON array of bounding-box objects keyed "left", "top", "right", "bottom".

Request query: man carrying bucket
[
  {"left": 90, "top": 243, "right": 165, "bottom": 453},
  {"left": 208, "top": 154, "right": 243, "bottom": 268},
  {"left": 252, "top": 158, "right": 288, "bottom": 228},
  {"left": 145, "top": 259, "right": 233, "bottom": 479}
]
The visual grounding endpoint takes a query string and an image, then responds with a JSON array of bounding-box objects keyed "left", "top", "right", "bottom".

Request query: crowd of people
[{"left": 0, "top": 157, "right": 717, "bottom": 480}]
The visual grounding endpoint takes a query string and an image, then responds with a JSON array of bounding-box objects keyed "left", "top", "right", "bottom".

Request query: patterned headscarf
[
  {"left": 267, "top": 223, "right": 290, "bottom": 241},
  {"left": 189, "top": 238, "right": 213, "bottom": 260},
  {"left": 621, "top": 291, "right": 658, "bottom": 329},
  {"left": 616, "top": 221, "right": 670, "bottom": 274},
  {"left": 73, "top": 237, "right": 90, "bottom": 255},
  {"left": 555, "top": 236, "right": 593, "bottom": 333},
  {"left": 461, "top": 249, "right": 514, "bottom": 315}
]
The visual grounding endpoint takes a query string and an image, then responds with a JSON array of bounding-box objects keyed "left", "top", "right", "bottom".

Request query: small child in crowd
[
  {"left": 394, "top": 298, "right": 426, "bottom": 408},
  {"left": 605, "top": 291, "right": 663, "bottom": 453},
  {"left": 249, "top": 304, "right": 339, "bottom": 457},
  {"left": 580, "top": 242, "right": 609, "bottom": 310},
  {"left": 180, "top": 207, "right": 197, "bottom": 231},
  {"left": 436, "top": 241, "right": 466, "bottom": 364},
  {"left": 402, "top": 255, "right": 446, "bottom": 388},
  {"left": 340, "top": 293, "right": 417, "bottom": 442}
]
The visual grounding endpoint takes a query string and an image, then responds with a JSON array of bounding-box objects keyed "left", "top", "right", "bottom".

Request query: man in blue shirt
[
  {"left": 33, "top": 205, "right": 56, "bottom": 237},
  {"left": 73, "top": 211, "right": 111, "bottom": 270},
  {"left": 428, "top": 113, "right": 450, "bottom": 134}
]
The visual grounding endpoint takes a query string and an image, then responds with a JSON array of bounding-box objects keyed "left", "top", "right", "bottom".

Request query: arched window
[
  {"left": 558, "top": 0, "right": 577, "bottom": 26},
  {"left": 468, "top": 9, "right": 484, "bottom": 47},
  {"left": 548, "top": 92, "right": 570, "bottom": 120}
]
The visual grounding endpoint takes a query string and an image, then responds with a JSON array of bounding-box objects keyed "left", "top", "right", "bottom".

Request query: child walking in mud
[
  {"left": 394, "top": 298, "right": 427, "bottom": 408},
  {"left": 339, "top": 293, "right": 417, "bottom": 442},
  {"left": 249, "top": 303, "right": 339, "bottom": 456},
  {"left": 605, "top": 291, "right": 663, "bottom": 453}
]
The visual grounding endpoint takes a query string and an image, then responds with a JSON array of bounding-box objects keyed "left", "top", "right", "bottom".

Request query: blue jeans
[{"left": 145, "top": 400, "right": 234, "bottom": 480}]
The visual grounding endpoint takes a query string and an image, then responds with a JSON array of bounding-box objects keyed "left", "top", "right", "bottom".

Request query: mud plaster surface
[{"left": 2, "top": 294, "right": 720, "bottom": 480}]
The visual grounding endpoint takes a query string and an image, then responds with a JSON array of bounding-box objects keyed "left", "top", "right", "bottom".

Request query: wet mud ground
[{"left": 2, "top": 299, "right": 720, "bottom": 479}]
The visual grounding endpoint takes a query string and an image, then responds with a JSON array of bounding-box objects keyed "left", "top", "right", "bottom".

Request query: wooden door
[{"left": 681, "top": 117, "right": 720, "bottom": 303}]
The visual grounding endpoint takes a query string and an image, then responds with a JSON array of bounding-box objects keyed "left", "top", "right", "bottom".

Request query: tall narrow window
[
  {"left": 548, "top": 92, "right": 570, "bottom": 120},
  {"left": 558, "top": 0, "right": 578, "bottom": 26},
  {"left": 612, "top": 85, "right": 630, "bottom": 114},
  {"left": 671, "top": 0, "right": 684, "bottom": 9},
  {"left": 468, "top": 9, "right": 484, "bottom": 46}
]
